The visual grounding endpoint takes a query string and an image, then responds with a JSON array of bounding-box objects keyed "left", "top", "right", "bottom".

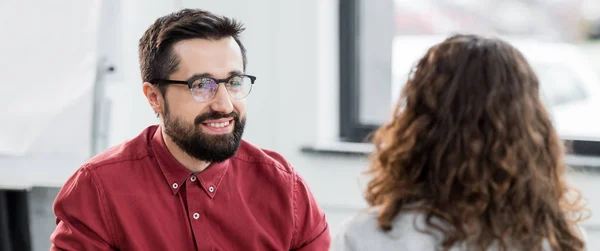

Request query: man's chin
[{"left": 190, "top": 141, "right": 241, "bottom": 163}]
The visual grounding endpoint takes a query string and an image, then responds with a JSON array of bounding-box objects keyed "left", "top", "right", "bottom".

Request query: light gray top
[{"left": 330, "top": 210, "right": 587, "bottom": 251}]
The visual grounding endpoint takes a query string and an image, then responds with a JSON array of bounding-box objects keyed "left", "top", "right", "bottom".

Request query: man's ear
[{"left": 143, "top": 82, "right": 164, "bottom": 115}]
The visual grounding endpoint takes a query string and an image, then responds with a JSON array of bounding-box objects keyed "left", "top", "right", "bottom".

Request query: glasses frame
[{"left": 154, "top": 74, "right": 257, "bottom": 102}]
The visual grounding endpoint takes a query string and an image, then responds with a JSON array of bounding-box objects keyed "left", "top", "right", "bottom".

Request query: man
[{"left": 50, "top": 8, "right": 330, "bottom": 250}]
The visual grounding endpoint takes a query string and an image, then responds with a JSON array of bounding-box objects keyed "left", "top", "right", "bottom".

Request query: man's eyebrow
[
  {"left": 187, "top": 71, "right": 244, "bottom": 81},
  {"left": 186, "top": 73, "right": 212, "bottom": 81}
]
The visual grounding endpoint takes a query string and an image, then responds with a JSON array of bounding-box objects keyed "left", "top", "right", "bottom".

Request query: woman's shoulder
[
  {"left": 330, "top": 208, "right": 441, "bottom": 251},
  {"left": 331, "top": 208, "right": 589, "bottom": 251}
]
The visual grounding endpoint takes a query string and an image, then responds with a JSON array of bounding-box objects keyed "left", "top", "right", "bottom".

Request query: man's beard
[{"left": 163, "top": 107, "right": 245, "bottom": 163}]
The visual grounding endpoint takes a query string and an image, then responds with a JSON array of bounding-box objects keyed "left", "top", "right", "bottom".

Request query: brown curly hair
[{"left": 365, "top": 34, "right": 588, "bottom": 251}]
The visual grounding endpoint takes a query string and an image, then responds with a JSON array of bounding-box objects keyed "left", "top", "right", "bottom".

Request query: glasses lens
[
  {"left": 226, "top": 76, "right": 253, "bottom": 99},
  {"left": 190, "top": 78, "right": 218, "bottom": 102}
]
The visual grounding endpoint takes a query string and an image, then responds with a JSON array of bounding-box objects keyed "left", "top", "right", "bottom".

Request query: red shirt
[{"left": 50, "top": 125, "right": 330, "bottom": 250}]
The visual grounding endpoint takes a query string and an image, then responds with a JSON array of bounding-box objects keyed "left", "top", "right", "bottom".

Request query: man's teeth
[{"left": 206, "top": 121, "right": 230, "bottom": 128}]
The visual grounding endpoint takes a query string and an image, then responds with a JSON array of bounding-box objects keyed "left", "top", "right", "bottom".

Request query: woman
[{"left": 331, "top": 34, "right": 588, "bottom": 251}]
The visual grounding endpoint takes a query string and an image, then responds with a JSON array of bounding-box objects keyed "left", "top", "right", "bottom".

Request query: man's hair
[
  {"left": 138, "top": 8, "right": 247, "bottom": 94},
  {"left": 366, "top": 34, "right": 588, "bottom": 251}
]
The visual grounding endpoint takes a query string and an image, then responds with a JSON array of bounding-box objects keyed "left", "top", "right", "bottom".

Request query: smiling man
[{"left": 50, "top": 9, "right": 330, "bottom": 251}]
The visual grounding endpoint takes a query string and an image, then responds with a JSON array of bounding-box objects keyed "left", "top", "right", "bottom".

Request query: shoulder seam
[
  {"left": 87, "top": 154, "right": 153, "bottom": 171},
  {"left": 231, "top": 155, "right": 293, "bottom": 174}
]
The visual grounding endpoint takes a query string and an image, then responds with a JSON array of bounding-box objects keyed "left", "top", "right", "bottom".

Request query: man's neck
[{"left": 161, "top": 129, "right": 211, "bottom": 173}]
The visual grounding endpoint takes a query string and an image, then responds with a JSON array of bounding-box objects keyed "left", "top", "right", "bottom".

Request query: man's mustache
[{"left": 194, "top": 111, "right": 239, "bottom": 125}]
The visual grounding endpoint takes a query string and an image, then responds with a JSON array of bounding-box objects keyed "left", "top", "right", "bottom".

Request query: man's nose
[{"left": 209, "top": 84, "right": 234, "bottom": 114}]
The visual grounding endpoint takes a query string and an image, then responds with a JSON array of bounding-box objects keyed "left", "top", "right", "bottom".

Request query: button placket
[{"left": 185, "top": 177, "right": 210, "bottom": 248}]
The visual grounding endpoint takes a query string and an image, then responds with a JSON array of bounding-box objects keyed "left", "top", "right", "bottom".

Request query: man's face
[{"left": 157, "top": 37, "right": 247, "bottom": 162}]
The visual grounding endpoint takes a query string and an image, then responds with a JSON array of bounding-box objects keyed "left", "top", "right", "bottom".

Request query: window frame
[{"left": 338, "top": 0, "right": 380, "bottom": 143}]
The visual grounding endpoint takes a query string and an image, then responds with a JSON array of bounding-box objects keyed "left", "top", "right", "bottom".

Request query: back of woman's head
[{"left": 366, "top": 34, "right": 587, "bottom": 251}]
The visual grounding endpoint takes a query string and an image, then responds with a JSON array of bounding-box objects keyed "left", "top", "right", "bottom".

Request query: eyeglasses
[{"left": 154, "top": 74, "right": 256, "bottom": 102}]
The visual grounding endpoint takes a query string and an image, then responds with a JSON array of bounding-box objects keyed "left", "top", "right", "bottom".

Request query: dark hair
[
  {"left": 138, "top": 8, "right": 247, "bottom": 94},
  {"left": 366, "top": 34, "right": 588, "bottom": 251}
]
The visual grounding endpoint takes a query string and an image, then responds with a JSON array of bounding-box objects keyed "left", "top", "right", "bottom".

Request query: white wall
[{"left": 0, "top": 0, "right": 100, "bottom": 189}]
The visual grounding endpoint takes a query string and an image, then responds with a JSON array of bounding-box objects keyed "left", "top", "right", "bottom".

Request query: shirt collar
[{"left": 149, "top": 125, "right": 230, "bottom": 197}]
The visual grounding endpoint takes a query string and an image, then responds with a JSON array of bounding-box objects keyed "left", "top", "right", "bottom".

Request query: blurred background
[{"left": 1, "top": 0, "right": 600, "bottom": 250}]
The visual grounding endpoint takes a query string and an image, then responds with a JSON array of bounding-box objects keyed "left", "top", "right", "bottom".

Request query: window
[
  {"left": 339, "top": 0, "right": 587, "bottom": 143},
  {"left": 535, "top": 64, "right": 587, "bottom": 106}
]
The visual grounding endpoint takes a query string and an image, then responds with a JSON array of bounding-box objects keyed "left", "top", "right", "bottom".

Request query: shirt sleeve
[
  {"left": 290, "top": 171, "right": 331, "bottom": 250},
  {"left": 50, "top": 165, "right": 117, "bottom": 251}
]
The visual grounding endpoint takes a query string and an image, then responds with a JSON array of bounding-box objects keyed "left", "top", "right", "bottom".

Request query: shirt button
[
  {"left": 193, "top": 213, "right": 200, "bottom": 220},
  {"left": 209, "top": 186, "right": 215, "bottom": 193},
  {"left": 190, "top": 176, "right": 197, "bottom": 182},
  {"left": 172, "top": 183, "right": 178, "bottom": 189}
]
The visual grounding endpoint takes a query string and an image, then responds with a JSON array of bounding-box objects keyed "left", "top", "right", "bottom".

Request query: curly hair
[{"left": 365, "top": 34, "right": 588, "bottom": 251}]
